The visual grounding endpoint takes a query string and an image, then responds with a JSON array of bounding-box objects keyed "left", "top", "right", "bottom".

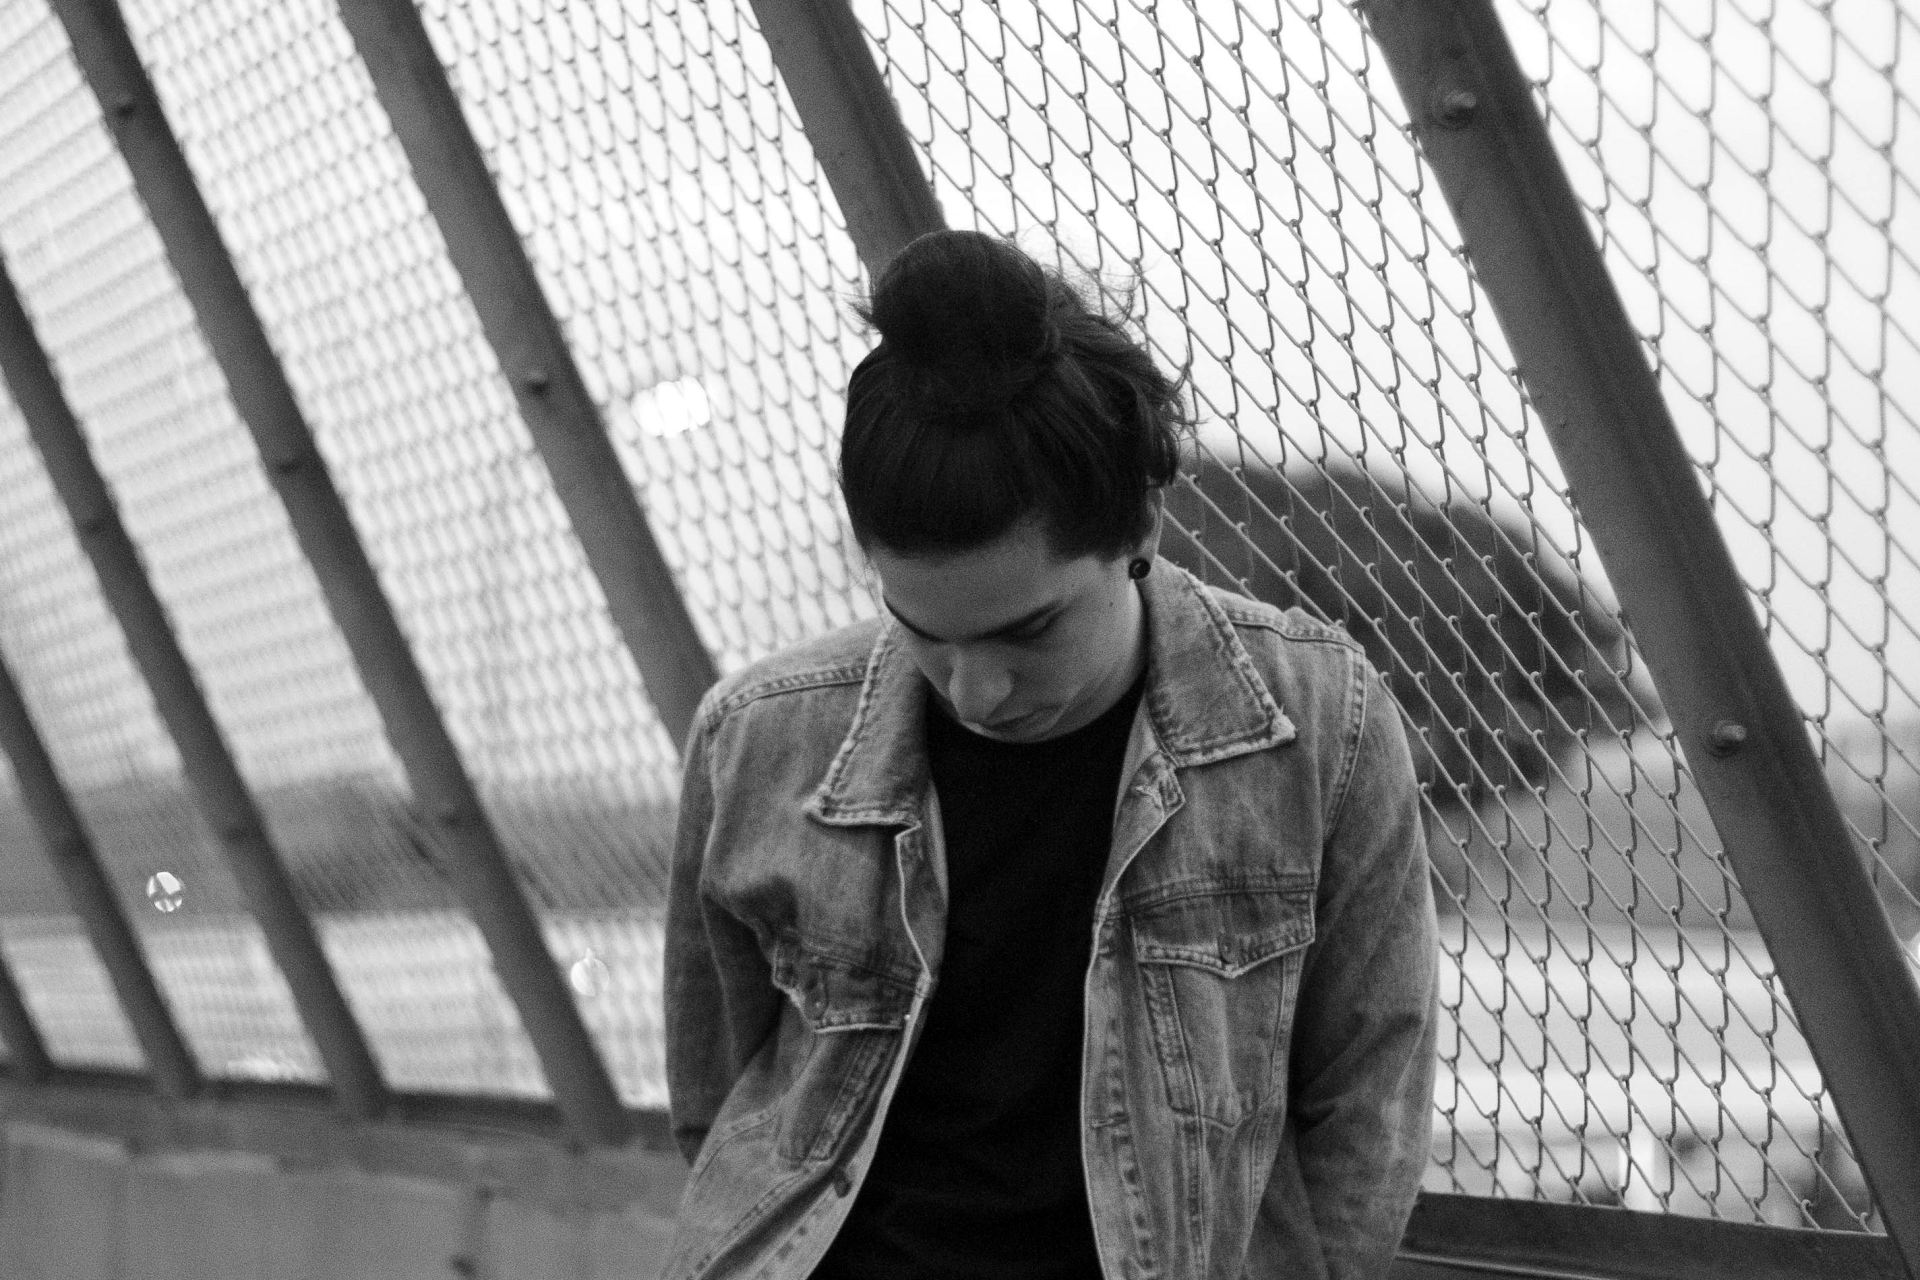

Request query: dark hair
[{"left": 839, "top": 231, "right": 1187, "bottom": 559}]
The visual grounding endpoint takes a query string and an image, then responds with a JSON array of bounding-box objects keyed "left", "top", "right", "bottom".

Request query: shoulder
[
  {"left": 1165, "top": 570, "right": 1382, "bottom": 756},
  {"left": 691, "top": 617, "right": 882, "bottom": 737},
  {"left": 1191, "top": 574, "right": 1370, "bottom": 691},
  {"left": 1208, "top": 583, "right": 1363, "bottom": 656},
  {"left": 1172, "top": 574, "right": 1413, "bottom": 834}
]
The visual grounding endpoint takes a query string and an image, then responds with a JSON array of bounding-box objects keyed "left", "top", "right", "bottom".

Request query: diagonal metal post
[
  {"left": 1361, "top": 0, "right": 1920, "bottom": 1270},
  {"left": 744, "top": 0, "right": 946, "bottom": 277},
  {"left": 44, "top": 0, "right": 629, "bottom": 1146},
  {"left": 0, "top": 646, "right": 201, "bottom": 1101},
  {"left": 331, "top": 0, "right": 717, "bottom": 751},
  {"left": 0, "top": 249, "right": 362, "bottom": 1112},
  {"left": 0, "top": 931, "right": 53, "bottom": 1085}
]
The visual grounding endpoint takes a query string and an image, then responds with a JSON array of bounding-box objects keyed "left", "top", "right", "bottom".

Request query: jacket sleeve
[
  {"left": 1267, "top": 658, "right": 1439, "bottom": 1278},
  {"left": 664, "top": 699, "right": 781, "bottom": 1166}
]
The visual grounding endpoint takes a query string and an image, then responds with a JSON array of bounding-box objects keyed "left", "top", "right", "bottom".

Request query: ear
[{"left": 1135, "top": 491, "right": 1167, "bottom": 564}]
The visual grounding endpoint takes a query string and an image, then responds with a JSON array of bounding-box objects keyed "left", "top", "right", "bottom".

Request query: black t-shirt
[{"left": 810, "top": 674, "right": 1145, "bottom": 1280}]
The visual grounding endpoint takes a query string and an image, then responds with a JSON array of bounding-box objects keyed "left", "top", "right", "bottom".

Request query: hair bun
[{"left": 867, "top": 231, "right": 1058, "bottom": 401}]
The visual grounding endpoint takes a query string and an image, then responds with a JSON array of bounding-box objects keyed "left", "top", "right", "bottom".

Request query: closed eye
[
  {"left": 1007, "top": 619, "right": 1055, "bottom": 644},
  {"left": 906, "top": 622, "right": 1051, "bottom": 651},
  {"left": 884, "top": 598, "right": 1065, "bottom": 646}
]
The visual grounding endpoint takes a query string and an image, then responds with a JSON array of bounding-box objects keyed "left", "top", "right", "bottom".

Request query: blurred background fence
[{"left": 0, "top": 0, "right": 1915, "bottom": 1254}]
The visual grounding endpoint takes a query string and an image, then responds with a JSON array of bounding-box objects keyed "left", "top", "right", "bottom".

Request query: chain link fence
[
  {"left": 0, "top": 0, "right": 1913, "bottom": 1233},
  {"left": 861, "top": 0, "right": 1914, "bottom": 1226}
]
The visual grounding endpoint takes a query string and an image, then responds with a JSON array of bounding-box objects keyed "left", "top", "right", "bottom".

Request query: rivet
[
  {"left": 1432, "top": 85, "right": 1478, "bottom": 130},
  {"left": 522, "top": 367, "right": 550, "bottom": 393},
  {"left": 1707, "top": 720, "right": 1748, "bottom": 756},
  {"left": 111, "top": 96, "right": 137, "bottom": 119}
]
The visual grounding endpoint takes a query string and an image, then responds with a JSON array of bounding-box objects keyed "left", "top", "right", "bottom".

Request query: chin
[{"left": 969, "top": 707, "right": 1058, "bottom": 741}]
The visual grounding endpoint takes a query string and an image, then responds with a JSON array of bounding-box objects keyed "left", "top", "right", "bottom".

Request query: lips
[{"left": 972, "top": 707, "right": 1049, "bottom": 737}]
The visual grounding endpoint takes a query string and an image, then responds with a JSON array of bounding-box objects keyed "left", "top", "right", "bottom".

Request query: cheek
[
  {"left": 904, "top": 636, "right": 1105, "bottom": 703},
  {"left": 1029, "top": 635, "right": 1115, "bottom": 696},
  {"left": 906, "top": 646, "right": 953, "bottom": 688}
]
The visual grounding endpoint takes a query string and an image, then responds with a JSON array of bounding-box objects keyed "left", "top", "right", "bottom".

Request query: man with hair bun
[{"left": 664, "top": 230, "right": 1437, "bottom": 1279}]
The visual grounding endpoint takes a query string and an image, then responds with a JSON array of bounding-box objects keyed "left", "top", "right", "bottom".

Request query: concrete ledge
[
  {"left": 0, "top": 1076, "right": 688, "bottom": 1280},
  {"left": 5, "top": 1074, "right": 1903, "bottom": 1279}
]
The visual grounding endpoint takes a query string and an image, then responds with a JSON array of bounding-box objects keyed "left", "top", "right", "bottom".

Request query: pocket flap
[
  {"left": 769, "top": 938, "right": 916, "bottom": 1032},
  {"left": 1128, "top": 883, "right": 1315, "bottom": 977}
]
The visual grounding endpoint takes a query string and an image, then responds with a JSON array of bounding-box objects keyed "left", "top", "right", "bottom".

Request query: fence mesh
[
  {"left": 0, "top": 5, "right": 329, "bottom": 1082},
  {"left": 0, "top": 0, "right": 1912, "bottom": 1233},
  {"left": 1507, "top": 0, "right": 1920, "bottom": 936},
  {"left": 854, "top": 0, "right": 1909, "bottom": 1225}
]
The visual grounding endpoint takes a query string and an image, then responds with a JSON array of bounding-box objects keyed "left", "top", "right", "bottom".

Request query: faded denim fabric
[{"left": 664, "top": 561, "right": 1438, "bottom": 1280}]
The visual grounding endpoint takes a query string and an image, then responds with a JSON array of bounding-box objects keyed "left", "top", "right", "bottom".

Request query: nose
[{"left": 944, "top": 648, "right": 1014, "bottom": 725}]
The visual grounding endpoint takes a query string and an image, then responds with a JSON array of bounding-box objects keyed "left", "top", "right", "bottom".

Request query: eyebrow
[{"left": 883, "top": 597, "right": 1063, "bottom": 645}]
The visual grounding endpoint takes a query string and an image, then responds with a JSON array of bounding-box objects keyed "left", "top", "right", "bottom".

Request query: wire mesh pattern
[
  {"left": 0, "top": 8, "right": 327, "bottom": 1079},
  {"left": 0, "top": 0, "right": 1909, "bottom": 1234},
  {"left": 117, "top": 0, "right": 685, "bottom": 893},
  {"left": 412, "top": 0, "right": 876, "bottom": 673},
  {"left": 0, "top": 915, "right": 144, "bottom": 1070},
  {"left": 1491, "top": 0, "right": 1919, "bottom": 1219},
  {"left": 857, "top": 0, "right": 1903, "bottom": 1227},
  {"left": 102, "top": 0, "right": 876, "bottom": 1098},
  {"left": 1502, "top": 0, "right": 1920, "bottom": 942}
]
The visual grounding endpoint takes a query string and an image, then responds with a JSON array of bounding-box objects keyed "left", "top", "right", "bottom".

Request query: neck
[{"left": 1092, "top": 580, "right": 1150, "bottom": 717}]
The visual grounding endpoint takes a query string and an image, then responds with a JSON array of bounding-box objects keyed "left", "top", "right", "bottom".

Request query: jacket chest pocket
[
  {"left": 1127, "top": 882, "right": 1314, "bottom": 1126},
  {"left": 765, "top": 939, "right": 916, "bottom": 1164}
]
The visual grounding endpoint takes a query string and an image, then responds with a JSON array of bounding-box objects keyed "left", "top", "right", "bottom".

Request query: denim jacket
[{"left": 664, "top": 561, "right": 1438, "bottom": 1280}]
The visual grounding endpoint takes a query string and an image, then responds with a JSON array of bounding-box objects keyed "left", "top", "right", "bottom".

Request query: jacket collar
[
  {"left": 1136, "top": 561, "right": 1296, "bottom": 765},
  {"left": 806, "top": 560, "right": 1295, "bottom": 827}
]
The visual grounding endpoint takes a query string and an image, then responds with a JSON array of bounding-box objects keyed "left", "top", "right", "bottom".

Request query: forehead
[{"left": 867, "top": 523, "right": 1105, "bottom": 640}]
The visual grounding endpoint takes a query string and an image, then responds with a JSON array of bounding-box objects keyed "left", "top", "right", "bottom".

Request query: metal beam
[
  {"left": 0, "top": 1064, "right": 676, "bottom": 1158},
  {"left": 0, "top": 935, "right": 53, "bottom": 1085},
  {"left": 0, "top": 249, "right": 368, "bottom": 1113},
  {"left": 45, "top": 0, "right": 628, "bottom": 1146},
  {"left": 0, "top": 641, "right": 201, "bottom": 1100},
  {"left": 1360, "top": 0, "right": 1920, "bottom": 1270},
  {"left": 745, "top": 0, "right": 946, "bottom": 276},
  {"left": 1395, "top": 1193, "right": 1909, "bottom": 1280},
  {"left": 331, "top": 0, "right": 718, "bottom": 751}
]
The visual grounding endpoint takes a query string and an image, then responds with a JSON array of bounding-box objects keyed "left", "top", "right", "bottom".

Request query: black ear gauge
[{"left": 1128, "top": 558, "right": 1151, "bottom": 580}]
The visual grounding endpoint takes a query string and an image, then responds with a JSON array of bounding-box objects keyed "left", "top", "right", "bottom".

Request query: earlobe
[{"left": 1131, "top": 494, "right": 1167, "bottom": 574}]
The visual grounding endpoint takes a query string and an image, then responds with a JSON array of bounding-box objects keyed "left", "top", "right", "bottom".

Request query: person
[{"left": 663, "top": 230, "right": 1438, "bottom": 1280}]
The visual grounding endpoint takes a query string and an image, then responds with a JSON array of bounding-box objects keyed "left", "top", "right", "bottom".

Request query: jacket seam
[
  {"left": 1118, "top": 872, "right": 1315, "bottom": 912},
  {"left": 701, "top": 663, "right": 869, "bottom": 729},
  {"left": 772, "top": 933, "right": 921, "bottom": 995},
  {"left": 1229, "top": 622, "right": 1363, "bottom": 659},
  {"left": 1320, "top": 646, "right": 1370, "bottom": 838},
  {"left": 678, "top": 1124, "right": 808, "bottom": 1280},
  {"left": 1218, "top": 604, "right": 1362, "bottom": 649}
]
